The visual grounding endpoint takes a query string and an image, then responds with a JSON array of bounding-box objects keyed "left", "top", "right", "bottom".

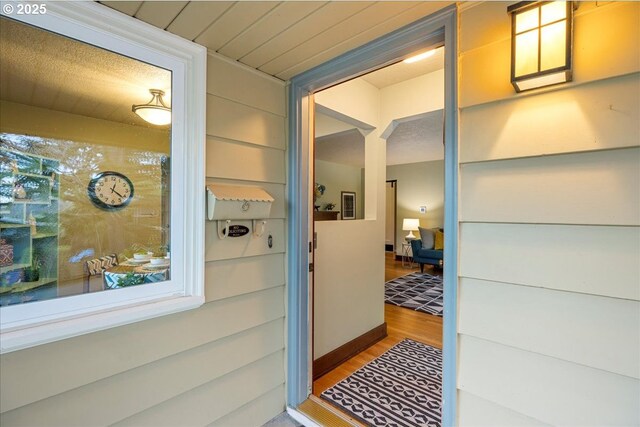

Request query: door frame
[
  {"left": 386, "top": 180, "right": 398, "bottom": 253},
  {"left": 286, "top": 5, "right": 459, "bottom": 425}
]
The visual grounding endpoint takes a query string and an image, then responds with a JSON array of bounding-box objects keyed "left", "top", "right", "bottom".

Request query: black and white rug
[
  {"left": 384, "top": 273, "right": 443, "bottom": 317},
  {"left": 321, "top": 339, "right": 442, "bottom": 427}
]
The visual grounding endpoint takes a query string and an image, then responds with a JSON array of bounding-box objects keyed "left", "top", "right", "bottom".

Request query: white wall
[
  {"left": 380, "top": 69, "right": 444, "bottom": 132},
  {"left": 457, "top": 2, "right": 640, "bottom": 425},
  {"left": 314, "top": 78, "right": 379, "bottom": 128},
  {"left": 0, "top": 53, "right": 287, "bottom": 427},
  {"left": 387, "top": 160, "right": 444, "bottom": 255},
  {"left": 314, "top": 159, "right": 364, "bottom": 219},
  {"left": 313, "top": 219, "right": 383, "bottom": 358}
]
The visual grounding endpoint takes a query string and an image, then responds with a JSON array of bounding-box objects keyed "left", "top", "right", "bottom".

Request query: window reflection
[{"left": 0, "top": 17, "right": 172, "bottom": 305}]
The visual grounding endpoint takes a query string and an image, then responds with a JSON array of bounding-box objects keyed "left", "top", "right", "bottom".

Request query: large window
[{"left": 0, "top": 3, "right": 205, "bottom": 353}]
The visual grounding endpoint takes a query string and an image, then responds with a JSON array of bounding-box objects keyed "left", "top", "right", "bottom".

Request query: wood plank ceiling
[{"left": 99, "top": 1, "right": 452, "bottom": 82}]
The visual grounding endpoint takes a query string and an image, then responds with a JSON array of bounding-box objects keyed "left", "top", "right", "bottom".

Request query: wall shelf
[{"left": 0, "top": 147, "right": 59, "bottom": 305}]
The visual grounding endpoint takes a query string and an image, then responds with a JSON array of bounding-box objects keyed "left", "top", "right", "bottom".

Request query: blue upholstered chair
[{"left": 410, "top": 228, "right": 443, "bottom": 273}]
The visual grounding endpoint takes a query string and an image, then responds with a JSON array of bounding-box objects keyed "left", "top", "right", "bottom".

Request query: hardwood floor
[
  {"left": 384, "top": 251, "right": 442, "bottom": 282},
  {"left": 313, "top": 251, "right": 443, "bottom": 397}
]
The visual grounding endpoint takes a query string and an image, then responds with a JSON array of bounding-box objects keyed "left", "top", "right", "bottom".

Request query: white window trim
[{"left": 0, "top": 2, "right": 206, "bottom": 353}]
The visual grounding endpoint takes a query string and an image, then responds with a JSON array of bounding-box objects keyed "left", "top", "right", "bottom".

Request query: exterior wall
[
  {"left": 387, "top": 160, "right": 444, "bottom": 256},
  {"left": 457, "top": 2, "right": 640, "bottom": 425},
  {"left": 0, "top": 53, "right": 286, "bottom": 426}
]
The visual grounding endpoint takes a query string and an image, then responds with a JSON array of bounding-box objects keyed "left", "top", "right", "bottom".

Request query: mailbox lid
[
  {"left": 206, "top": 184, "right": 274, "bottom": 220},
  {"left": 206, "top": 184, "right": 274, "bottom": 203}
]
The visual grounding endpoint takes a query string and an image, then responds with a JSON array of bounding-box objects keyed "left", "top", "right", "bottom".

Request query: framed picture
[{"left": 341, "top": 191, "right": 356, "bottom": 220}]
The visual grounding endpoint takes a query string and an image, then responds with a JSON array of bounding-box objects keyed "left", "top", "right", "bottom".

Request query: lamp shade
[
  {"left": 402, "top": 218, "right": 420, "bottom": 241},
  {"left": 402, "top": 218, "right": 420, "bottom": 231},
  {"left": 508, "top": 1, "right": 573, "bottom": 92},
  {"left": 132, "top": 89, "right": 171, "bottom": 126}
]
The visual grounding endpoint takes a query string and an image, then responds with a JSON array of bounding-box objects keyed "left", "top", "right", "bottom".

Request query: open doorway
[
  {"left": 385, "top": 180, "right": 397, "bottom": 253},
  {"left": 286, "top": 7, "right": 458, "bottom": 426},
  {"left": 310, "top": 49, "right": 446, "bottom": 426}
]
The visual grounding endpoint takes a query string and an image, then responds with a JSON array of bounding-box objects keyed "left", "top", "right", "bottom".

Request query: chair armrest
[{"left": 410, "top": 239, "right": 422, "bottom": 254}]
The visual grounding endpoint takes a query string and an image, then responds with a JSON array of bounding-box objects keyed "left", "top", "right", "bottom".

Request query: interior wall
[
  {"left": 380, "top": 69, "right": 444, "bottom": 128},
  {"left": 314, "top": 159, "right": 364, "bottom": 219},
  {"left": 386, "top": 160, "right": 444, "bottom": 255},
  {"left": 0, "top": 100, "right": 169, "bottom": 282},
  {"left": 457, "top": 2, "right": 640, "bottom": 425},
  {"left": 0, "top": 53, "right": 287, "bottom": 427}
]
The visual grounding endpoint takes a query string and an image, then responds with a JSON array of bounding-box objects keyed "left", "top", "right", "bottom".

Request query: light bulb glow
[
  {"left": 403, "top": 49, "right": 436, "bottom": 64},
  {"left": 132, "top": 89, "right": 172, "bottom": 126}
]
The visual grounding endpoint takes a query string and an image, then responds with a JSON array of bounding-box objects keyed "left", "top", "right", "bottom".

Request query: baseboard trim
[{"left": 313, "top": 323, "right": 387, "bottom": 380}]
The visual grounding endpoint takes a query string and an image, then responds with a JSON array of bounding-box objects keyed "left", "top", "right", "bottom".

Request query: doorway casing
[{"left": 287, "top": 5, "right": 458, "bottom": 425}]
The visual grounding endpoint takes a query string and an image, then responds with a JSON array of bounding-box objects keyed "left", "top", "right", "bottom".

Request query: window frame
[{"left": 0, "top": 2, "right": 206, "bottom": 353}]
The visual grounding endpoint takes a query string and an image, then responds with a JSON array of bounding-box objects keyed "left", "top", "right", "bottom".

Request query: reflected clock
[{"left": 87, "top": 171, "right": 134, "bottom": 210}]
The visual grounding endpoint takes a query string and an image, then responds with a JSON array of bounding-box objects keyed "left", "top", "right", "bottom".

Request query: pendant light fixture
[{"left": 132, "top": 89, "right": 171, "bottom": 126}]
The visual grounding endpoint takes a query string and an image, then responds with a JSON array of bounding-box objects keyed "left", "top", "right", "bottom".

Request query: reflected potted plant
[
  {"left": 117, "top": 272, "right": 144, "bottom": 288},
  {"left": 24, "top": 255, "right": 41, "bottom": 282},
  {"left": 324, "top": 203, "right": 336, "bottom": 211}
]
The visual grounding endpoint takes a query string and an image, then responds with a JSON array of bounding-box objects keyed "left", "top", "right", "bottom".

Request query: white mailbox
[{"left": 206, "top": 184, "right": 274, "bottom": 238}]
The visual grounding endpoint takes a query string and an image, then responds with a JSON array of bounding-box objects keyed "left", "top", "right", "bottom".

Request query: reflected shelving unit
[{"left": 0, "top": 148, "right": 59, "bottom": 306}]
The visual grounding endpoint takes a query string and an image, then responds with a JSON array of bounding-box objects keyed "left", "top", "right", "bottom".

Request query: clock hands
[{"left": 109, "top": 183, "right": 126, "bottom": 198}]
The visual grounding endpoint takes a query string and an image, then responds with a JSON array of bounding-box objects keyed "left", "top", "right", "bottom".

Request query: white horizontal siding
[
  {"left": 458, "top": 391, "right": 550, "bottom": 427},
  {"left": 458, "top": 336, "right": 640, "bottom": 427},
  {"left": 458, "top": 2, "right": 640, "bottom": 425},
  {"left": 206, "top": 95, "right": 285, "bottom": 150},
  {"left": 206, "top": 138, "right": 285, "bottom": 183},
  {"left": 459, "top": 223, "right": 640, "bottom": 301},
  {"left": 459, "top": 73, "right": 640, "bottom": 163},
  {"left": 207, "top": 384, "right": 285, "bottom": 427},
  {"left": 0, "top": 319, "right": 284, "bottom": 426},
  {"left": 0, "top": 286, "right": 285, "bottom": 414},
  {"left": 205, "top": 254, "right": 285, "bottom": 303},
  {"left": 459, "top": 278, "right": 640, "bottom": 378},
  {"left": 460, "top": 147, "right": 640, "bottom": 225},
  {"left": 112, "top": 350, "right": 285, "bottom": 426}
]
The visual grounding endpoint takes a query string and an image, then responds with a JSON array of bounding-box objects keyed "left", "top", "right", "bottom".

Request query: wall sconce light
[
  {"left": 132, "top": 89, "right": 171, "bottom": 125},
  {"left": 402, "top": 218, "right": 420, "bottom": 241},
  {"left": 508, "top": 1, "right": 574, "bottom": 92}
]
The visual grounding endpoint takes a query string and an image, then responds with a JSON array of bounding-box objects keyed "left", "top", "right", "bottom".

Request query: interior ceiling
[
  {"left": 361, "top": 46, "right": 444, "bottom": 89},
  {"left": 315, "top": 110, "right": 444, "bottom": 168},
  {"left": 0, "top": 17, "right": 171, "bottom": 128},
  {"left": 386, "top": 110, "right": 444, "bottom": 165},
  {"left": 315, "top": 50, "right": 445, "bottom": 167},
  {"left": 316, "top": 129, "right": 364, "bottom": 168},
  {"left": 99, "top": 1, "right": 452, "bottom": 81}
]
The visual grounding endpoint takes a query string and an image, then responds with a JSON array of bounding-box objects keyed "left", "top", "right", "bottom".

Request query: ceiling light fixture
[
  {"left": 132, "top": 89, "right": 171, "bottom": 126},
  {"left": 403, "top": 49, "right": 436, "bottom": 64}
]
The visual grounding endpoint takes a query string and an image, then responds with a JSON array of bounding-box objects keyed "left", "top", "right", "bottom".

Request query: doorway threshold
[{"left": 289, "top": 395, "right": 363, "bottom": 427}]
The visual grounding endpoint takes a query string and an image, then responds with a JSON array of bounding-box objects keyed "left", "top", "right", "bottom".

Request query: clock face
[{"left": 87, "top": 172, "right": 134, "bottom": 210}]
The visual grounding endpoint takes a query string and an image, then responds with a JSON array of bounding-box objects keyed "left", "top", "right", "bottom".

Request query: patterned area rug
[
  {"left": 384, "top": 273, "right": 443, "bottom": 316},
  {"left": 321, "top": 339, "right": 442, "bottom": 427}
]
